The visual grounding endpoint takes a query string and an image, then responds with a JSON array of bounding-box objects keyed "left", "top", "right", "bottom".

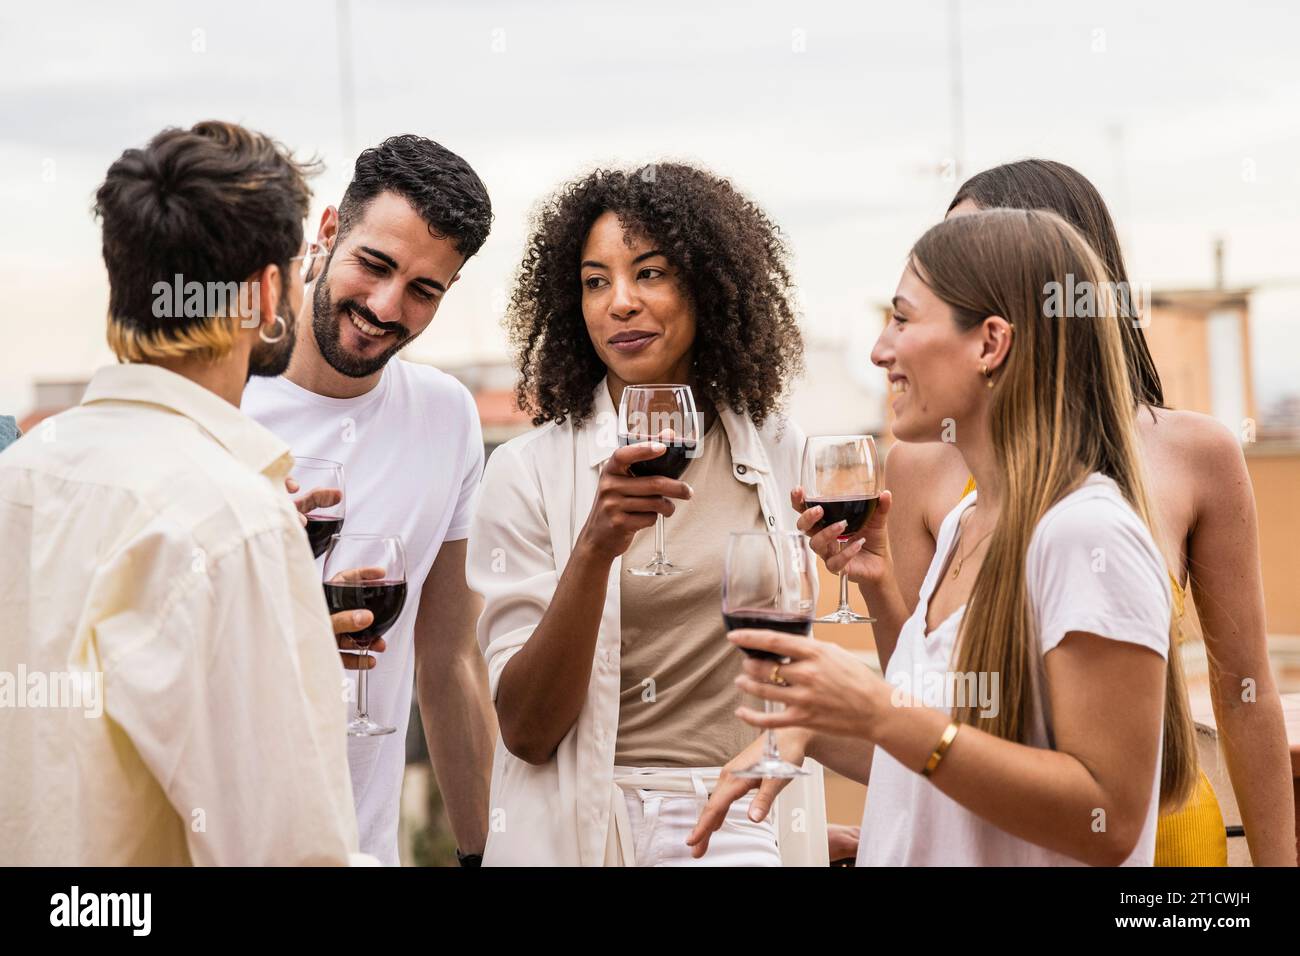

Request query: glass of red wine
[
  {"left": 801, "top": 435, "right": 880, "bottom": 624},
  {"left": 618, "top": 384, "right": 701, "bottom": 577},
  {"left": 322, "top": 533, "right": 408, "bottom": 737},
  {"left": 290, "top": 456, "right": 346, "bottom": 559},
  {"left": 723, "top": 531, "right": 817, "bottom": 778}
]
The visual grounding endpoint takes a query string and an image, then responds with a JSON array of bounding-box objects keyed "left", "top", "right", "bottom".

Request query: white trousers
[{"left": 605, "top": 766, "right": 781, "bottom": 867}]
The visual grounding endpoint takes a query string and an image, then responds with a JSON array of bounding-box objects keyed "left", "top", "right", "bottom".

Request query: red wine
[
  {"left": 619, "top": 435, "right": 697, "bottom": 480},
  {"left": 723, "top": 610, "right": 813, "bottom": 661},
  {"left": 806, "top": 495, "right": 878, "bottom": 537},
  {"left": 322, "top": 580, "right": 408, "bottom": 647},
  {"left": 305, "top": 515, "right": 343, "bottom": 558}
]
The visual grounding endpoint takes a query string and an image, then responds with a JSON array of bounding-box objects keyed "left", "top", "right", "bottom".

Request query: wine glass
[
  {"left": 290, "top": 456, "right": 346, "bottom": 559},
  {"left": 722, "top": 531, "right": 817, "bottom": 778},
  {"left": 801, "top": 435, "right": 881, "bottom": 624},
  {"left": 322, "top": 534, "right": 407, "bottom": 737},
  {"left": 618, "top": 384, "right": 702, "bottom": 577}
]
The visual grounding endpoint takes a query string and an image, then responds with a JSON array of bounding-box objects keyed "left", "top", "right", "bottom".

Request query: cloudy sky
[{"left": 3, "top": 0, "right": 1298, "bottom": 418}]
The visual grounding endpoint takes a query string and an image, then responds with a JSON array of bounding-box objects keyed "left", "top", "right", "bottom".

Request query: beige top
[{"left": 615, "top": 419, "right": 766, "bottom": 767}]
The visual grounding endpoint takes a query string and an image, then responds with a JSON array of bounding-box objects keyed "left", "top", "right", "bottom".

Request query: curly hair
[{"left": 507, "top": 163, "right": 804, "bottom": 427}]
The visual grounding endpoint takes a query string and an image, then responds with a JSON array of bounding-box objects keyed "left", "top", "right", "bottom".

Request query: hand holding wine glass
[
  {"left": 721, "top": 531, "right": 817, "bottom": 779},
  {"left": 288, "top": 481, "right": 342, "bottom": 520},
  {"left": 799, "top": 435, "right": 881, "bottom": 624},
  {"left": 791, "top": 486, "right": 893, "bottom": 587},
  {"left": 729, "top": 630, "right": 890, "bottom": 741},
  {"left": 322, "top": 535, "right": 407, "bottom": 736},
  {"left": 618, "top": 384, "right": 701, "bottom": 576},
  {"left": 577, "top": 441, "right": 694, "bottom": 564},
  {"left": 289, "top": 456, "right": 346, "bottom": 558},
  {"left": 327, "top": 566, "right": 390, "bottom": 670}
]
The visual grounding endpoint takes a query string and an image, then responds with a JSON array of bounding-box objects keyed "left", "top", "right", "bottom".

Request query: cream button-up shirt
[
  {"left": 468, "top": 380, "right": 828, "bottom": 866},
  {"left": 0, "top": 363, "right": 361, "bottom": 865}
]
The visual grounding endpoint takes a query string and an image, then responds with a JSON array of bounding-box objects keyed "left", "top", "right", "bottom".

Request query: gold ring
[{"left": 770, "top": 664, "right": 788, "bottom": 686}]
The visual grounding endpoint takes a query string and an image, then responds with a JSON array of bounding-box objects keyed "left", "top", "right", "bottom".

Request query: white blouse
[
  {"left": 467, "top": 380, "right": 828, "bottom": 866},
  {"left": 859, "top": 474, "right": 1171, "bottom": 866}
]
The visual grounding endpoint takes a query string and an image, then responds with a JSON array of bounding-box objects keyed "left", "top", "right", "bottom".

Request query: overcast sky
[{"left": 3, "top": 0, "right": 1298, "bottom": 418}]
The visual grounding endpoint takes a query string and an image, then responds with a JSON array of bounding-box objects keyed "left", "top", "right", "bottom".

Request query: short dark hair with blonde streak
[{"left": 95, "top": 120, "right": 318, "bottom": 362}]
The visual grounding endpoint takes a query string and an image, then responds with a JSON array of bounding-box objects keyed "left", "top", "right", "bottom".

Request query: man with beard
[
  {"left": 0, "top": 121, "right": 364, "bottom": 864},
  {"left": 242, "top": 135, "right": 496, "bottom": 866}
]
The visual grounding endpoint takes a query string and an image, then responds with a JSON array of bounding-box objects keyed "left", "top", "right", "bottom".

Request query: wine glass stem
[
  {"left": 653, "top": 513, "right": 667, "bottom": 565},
  {"left": 764, "top": 700, "right": 781, "bottom": 763},
  {"left": 837, "top": 538, "right": 852, "bottom": 612},
  {"left": 358, "top": 652, "right": 369, "bottom": 719}
]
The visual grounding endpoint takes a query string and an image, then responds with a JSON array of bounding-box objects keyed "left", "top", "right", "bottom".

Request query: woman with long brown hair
[
  {"left": 692, "top": 208, "right": 1197, "bottom": 865},
  {"left": 800, "top": 160, "right": 1294, "bottom": 866}
]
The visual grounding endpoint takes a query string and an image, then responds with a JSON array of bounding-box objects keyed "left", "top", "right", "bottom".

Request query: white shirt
[
  {"left": 467, "top": 380, "right": 829, "bottom": 866},
  {"left": 0, "top": 364, "right": 360, "bottom": 865},
  {"left": 242, "top": 359, "right": 483, "bottom": 865},
  {"left": 860, "top": 474, "right": 1171, "bottom": 866}
]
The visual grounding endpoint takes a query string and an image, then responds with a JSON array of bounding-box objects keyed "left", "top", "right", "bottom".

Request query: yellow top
[
  {"left": 1170, "top": 569, "right": 1187, "bottom": 621},
  {"left": 956, "top": 474, "right": 1225, "bottom": 865}
]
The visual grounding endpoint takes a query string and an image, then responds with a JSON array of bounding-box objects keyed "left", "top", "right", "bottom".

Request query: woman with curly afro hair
[{"left": 466, "top": 162, "right": 829, "bottom": 867}]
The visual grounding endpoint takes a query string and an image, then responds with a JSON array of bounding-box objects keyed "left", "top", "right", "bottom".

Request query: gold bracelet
[{"left": 920, "top": 721, "right": 960, "bottom": 778}]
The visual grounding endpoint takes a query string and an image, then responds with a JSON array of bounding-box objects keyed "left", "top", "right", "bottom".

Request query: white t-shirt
[
  {"left": 242, "top": 359, "right": 484, "bottom": 865},
  {"left": 859, "top": 473, "right": 1171, "bottom": 866}
]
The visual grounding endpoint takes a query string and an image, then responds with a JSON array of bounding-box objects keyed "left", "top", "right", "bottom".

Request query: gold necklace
[{"left": 951, "top": 511, "right": 994, "bottom": 579}]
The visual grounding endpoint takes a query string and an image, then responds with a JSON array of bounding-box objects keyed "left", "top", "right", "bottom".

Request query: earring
[
  {"left": 981, "top": 363, "right": 994, "bottom": 388},
  {"left": 259, "top": 314, "right": 288, "bottom": 344}
]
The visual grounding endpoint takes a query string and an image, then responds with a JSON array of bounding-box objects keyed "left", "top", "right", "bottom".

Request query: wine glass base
[
  {"left": 815, "top": 608, "right": 876, "bottom": 624},
  {"left": 626, "top": 561, "right": 692, "bottom": 577},
  {"left": 731, "top": 758, "right": 809, "bottom": 780},
  {"left": 347, "top": 717, "right": 396, "bottom": 737}
]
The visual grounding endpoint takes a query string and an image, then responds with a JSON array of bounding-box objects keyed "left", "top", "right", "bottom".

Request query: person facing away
[
  {"left": 469, "top": 162, "right": 828, "bottom": 866},
  {"left": 241, "top": 135, "right": 497, "bottom": 866},
  {"left": 0, "top": 121, "right": 364, "bottom": 865}
]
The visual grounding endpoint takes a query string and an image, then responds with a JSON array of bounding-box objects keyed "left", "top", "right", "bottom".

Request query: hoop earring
[
  {"left": 981, "top": 363, "right": 994, "bottom": 388},
  {"left": 259, "top": 314, "right": 288, "bottom": 344}
]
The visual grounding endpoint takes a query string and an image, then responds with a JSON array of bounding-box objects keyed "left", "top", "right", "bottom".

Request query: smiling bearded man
[{"left": 241, "top": 135, "right": 497, "bottom": 867}]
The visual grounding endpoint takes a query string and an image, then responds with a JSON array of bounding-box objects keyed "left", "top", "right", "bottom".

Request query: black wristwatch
[{"left": 456, "top": 849, "right": 483, "bottom": 868}]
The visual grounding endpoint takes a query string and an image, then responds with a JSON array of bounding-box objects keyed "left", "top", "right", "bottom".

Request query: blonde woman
[{"left": 692, "top": 209, "right": 1198, "bottom": 865}]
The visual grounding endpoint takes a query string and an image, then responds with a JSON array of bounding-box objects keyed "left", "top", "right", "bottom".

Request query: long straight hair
[
  {"left": 910, "top": 208, "right": 1197, "bottom": 811},
  {"left": 949, "top": 159, "right": 1166, "bottom": 411}
]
